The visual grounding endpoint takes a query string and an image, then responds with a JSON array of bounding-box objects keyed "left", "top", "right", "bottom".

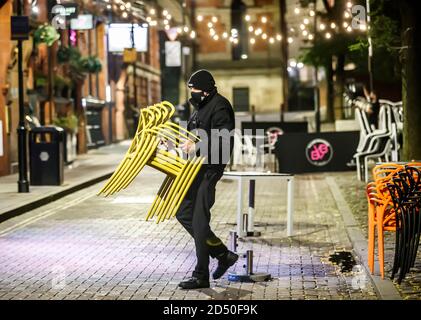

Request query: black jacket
[{"left": 187, "top": 89, "right": 235, "bottom": 170}]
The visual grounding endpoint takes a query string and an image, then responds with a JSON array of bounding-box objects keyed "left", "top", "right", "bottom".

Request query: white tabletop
[{"left": 223, "top": 171, "right": 293, "bottom": 177}]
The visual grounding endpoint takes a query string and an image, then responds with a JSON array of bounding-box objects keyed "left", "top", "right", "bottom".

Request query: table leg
[
  {"left": 287, "top": 177, "right": 294, "bottom": 237},
  {"left": 237, "top": 178, "right": 245, "bottom": 237},
  {"left": 248, "top": 180, "right": 255, "bottom": 233}
]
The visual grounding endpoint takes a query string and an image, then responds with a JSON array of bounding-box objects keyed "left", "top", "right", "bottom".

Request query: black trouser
[{"left": 176, "top": 166, "right": 228, "bottom": 280}]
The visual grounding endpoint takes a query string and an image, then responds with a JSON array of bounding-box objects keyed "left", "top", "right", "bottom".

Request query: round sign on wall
[
  {"left": 39, "top": 151, "right": 50, "bottom": 162},
  {"left": 305, "top": 139, "right": 333, "bottom": 166}
]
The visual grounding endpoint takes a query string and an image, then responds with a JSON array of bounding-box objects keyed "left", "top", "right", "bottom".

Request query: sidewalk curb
[
  {"left": 0, "top": 172, "right": 112, "bottom": 224},
  {"left": 326, "top": 176, "right": 402, "bottom": 300}
]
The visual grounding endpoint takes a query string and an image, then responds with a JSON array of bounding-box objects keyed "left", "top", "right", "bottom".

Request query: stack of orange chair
[{"left": 367, "top": 161, "right": 421, "bottom": 278}]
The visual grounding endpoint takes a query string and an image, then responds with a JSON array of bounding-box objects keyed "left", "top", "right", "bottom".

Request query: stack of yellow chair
[{"left": 97, "top": 101, "right": 205, "bottom": 223}]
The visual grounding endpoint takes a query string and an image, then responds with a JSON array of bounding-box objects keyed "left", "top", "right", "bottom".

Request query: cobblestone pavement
[
  {"left": 332, "top": 171, "right": 421, "bottom": 300},
  {"left": 0, "top": 168, "right": 378, "bottom": 300}
]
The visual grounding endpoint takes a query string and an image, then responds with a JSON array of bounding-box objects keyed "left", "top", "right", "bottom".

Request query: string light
[
  {"left": 300, "top": 24, "right": 305, "bottom": 30},
  {"left": 183, "top": 26, "right": 189, "bottom": 32},
  {"left": 207, "top": 22, "right": 213, "bottom": 28},
  {"left": 222, "top": 32, "right": 228, "bottom": 38},
  {"left": 320, "top": 23, "right": 326, "bottom": 30},
  {"left": 119, "top": 4, "right": 125, "bottom": 10},
  {"left": 325, "top": 32, "right": 332, "bottom": 39},
  {"left": 248, "top": 26, "right": 254, "bottom": 32},
  {"left": 276, "top": 34, "right": 282, "bottom": 41},
  {"left": 162, "top": 9, "right": 168, "bottom": 16},
  {"left": 212, "top": 16, "right": 218, "bottom": 23},
  {"left": 165, "top": 25, "right": 170, "bottom": 30},
  {"left": 213, "top": 35, "right": 219, "bottom": 41},
  {"left": 262, "top": 33, "right": 267, "bottom": 40},
  {"left": 122, "top": 11, "right": 128, "bottom": 18},
  {"left": 197, "top": 15, "right": 203, "bottom": 21},
  {"left": 190, "top": 31, "right": 196, "bottom": 39},
  {"left": 261, "top": 16, "right": 267, "bottom": 23},
  {"left": 309, "top": 10, "right": 315, "bottom": 17},
  {"left": 303, "top": 18, "right": 309, "bottom": 25},
  {"left": 269, "top": 37, "right": 275, "bottom": 44},
  {"left": 347, "top": 1, "right": 353, "bottom": 8},
  {"left": 294, "top": 7, "right": 300, "bottom": 14},
  {"left": 288, "top": 37, "right": 293, "bottom": 43},
  {"left": 150, "top": 8, "right": 156, "bottom": 15},
  {"left": 330, "top": 22, "right": 336, "bottom": 29},
  {"left": 245, "top": 15, "right": 251, "bottom": 21},
  {"left": 250, "top": 38, "right": 255, "bottom": 44},
  {"left": 308, "top": 34, "right": 314, "bottom": 40},
  {"left": 346, "top": 26, "right": 353, "bottom": 32}
]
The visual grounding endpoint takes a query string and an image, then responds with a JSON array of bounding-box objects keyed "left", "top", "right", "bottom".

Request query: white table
[{"left": 223, "top": 171, "right": 295, "bottom": 237}]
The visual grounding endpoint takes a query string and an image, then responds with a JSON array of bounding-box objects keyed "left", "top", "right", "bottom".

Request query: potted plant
[{"left": 33, "top": 23, "right": 60, "bottom": 47}]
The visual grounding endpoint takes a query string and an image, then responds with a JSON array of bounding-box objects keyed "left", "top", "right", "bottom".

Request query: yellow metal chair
[{"left": 97, "top": 101, "right": 204, "bottom": 223}]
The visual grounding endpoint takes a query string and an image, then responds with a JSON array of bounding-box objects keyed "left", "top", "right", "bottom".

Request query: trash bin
[{"left": 29, "top": 126, "right": 64, "bottom": 186}]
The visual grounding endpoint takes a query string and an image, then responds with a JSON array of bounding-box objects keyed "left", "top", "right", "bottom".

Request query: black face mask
[{"left": 190, "top": 91, "right": 206, "bottom": 104}]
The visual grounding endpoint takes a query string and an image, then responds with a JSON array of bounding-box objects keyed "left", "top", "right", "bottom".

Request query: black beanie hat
[{"left": 187, "top": 69, "right": 216, "bottom": 92}]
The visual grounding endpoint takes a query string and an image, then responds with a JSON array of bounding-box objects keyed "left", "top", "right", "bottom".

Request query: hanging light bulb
[
  {"left": 190, "top": 31, "right": 196, "bottom": 39},
  {"left": 347, "top": 1, "right": 353, "bottom": 8},
  {"left": 165, "top": 25, "right": 170, "bottom": 30},
  {"left": 233, "top": 38, "right": 239, "bottom": 44},
  {"left": 167, "top": 14, "right": 172, "bottom": 20},
  {"left": 212, "top": 16, "right": 218, "bottom": 23},
  {"left": 162, "top": 9, "right": 168, "bottom": 16},
  {"left": 276, "top": 34, "right": 282, "bottom": 41},
  {"left": 287, "top": 37, "right": 293, "bottom": 43},
  {"left": 248, "top": 26, "right": 254, "bottom": 32},
  {"left": 183, "top": 26, "right": 189, "bottom": 33},
  {"left": 106, "top": 4, "right": 111, "bottom": 9},
  {"left": 197, "top": 15, "right": 203, "bottom": 22},
  {"left": 302, "top": 30, "right": 308, "bottom": 36},
  {"left": 177, "top": 27, "right": 182, "bottom": 33},
  {"left": 222, "top": 32, "right": 228, "bottom": 38},
  {"left": 269, "top": 37, "right": 275, "bottom": 44},
  {"left": 319, "top": 23, "right": 326, "bottom": 30},
  {"left": 346, "top": 26, "right": 353, "bottom": 32},
  {"left": 207, "top": 22, "right": 213, "bottom": 28},
  {"left": 325, "top": 32, "right": 332, "bottom": 39},
  {"left": 308, "top": 34, "right": 314, "bottom": 40},
  {"left": 304, "top": 18, "right": 310, "bottom": 25},
  {"left": 120, "top": 4, "right": 125, "bottom": 10},
  {"left": 344, "top": 12, "right": 351, "bottom": 19},
  {"left": 330, "top": 22, "right": 336, "bottom": 29},
  {"left": 146, "top": 16, "right": 152, "bottom": 22},
  {"left": 294, "top": 7, "right": 300, "bottom": 15},
  {"left": 261, "top": 16, "right": 267, "bottom": 23},
  {"left": 241, "top": 54, "right": 248, "bottom": 59},
  {"left": 309, "top": 10, "right": 315, "bottom": 17},
  {"left": 164, "top": 19, "right": 169, "bottom": 25},
  {"left": 150, "top": 20, "right": 157, "bottom": 26},
  {"left": 262, "top": 33, "right": 267, "bottom": 40},
  {"left": 250, "top": 38, "right": 255, "bottom": 44},
  {"left": 213, "top": 34, "right": 219, "bottom": 41},
  {"left": 245, "top": 15, "right": 251, "bottom": 21},
  {"left": 122, "top": 11, "right": 128, "bottom": 18},
  {"left": 209, "top": 28, "right": 215, "bottom": 36},
  {"left": 125, "top": 2, "right": 131, "bottom": 9},
  {"left": 150, "top": 8, "right": 156, "bottom": 15}
]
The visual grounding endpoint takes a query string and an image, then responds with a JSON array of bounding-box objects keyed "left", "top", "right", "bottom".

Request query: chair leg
[
  {"left": 356, "top": 157, "right": 362, "bottom": 181},
  {"left": 377, "top": 209, "right": 385, "bottom": 279},
  {"left": 364, "top": 157, "right": 369, "bottom": 183},
  {"left": 368, "top": 203, "right": 375, "bottom": 274}
]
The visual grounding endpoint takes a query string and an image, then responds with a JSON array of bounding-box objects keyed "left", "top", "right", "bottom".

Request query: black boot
[
  {"left": 178, "top": 277, "right": 210, "bottom": 290},
  {"left": 212, "top": 251, "right": 239, "bottom": 280}
]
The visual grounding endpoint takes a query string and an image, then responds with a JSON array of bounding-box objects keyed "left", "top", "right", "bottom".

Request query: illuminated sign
[
  {"left": 305, "top": 139, "right": 333, "bottom": 166},
  {"left": 108, "top": 23, "right": 148, "bottom": 52},
  {"left": 70, "top": 14, "right": 93, "bottom": 30}
]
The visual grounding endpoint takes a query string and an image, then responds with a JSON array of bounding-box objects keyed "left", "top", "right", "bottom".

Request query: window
[{"left": 233, "top": 87, "right": 249, "bottom": 112}]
